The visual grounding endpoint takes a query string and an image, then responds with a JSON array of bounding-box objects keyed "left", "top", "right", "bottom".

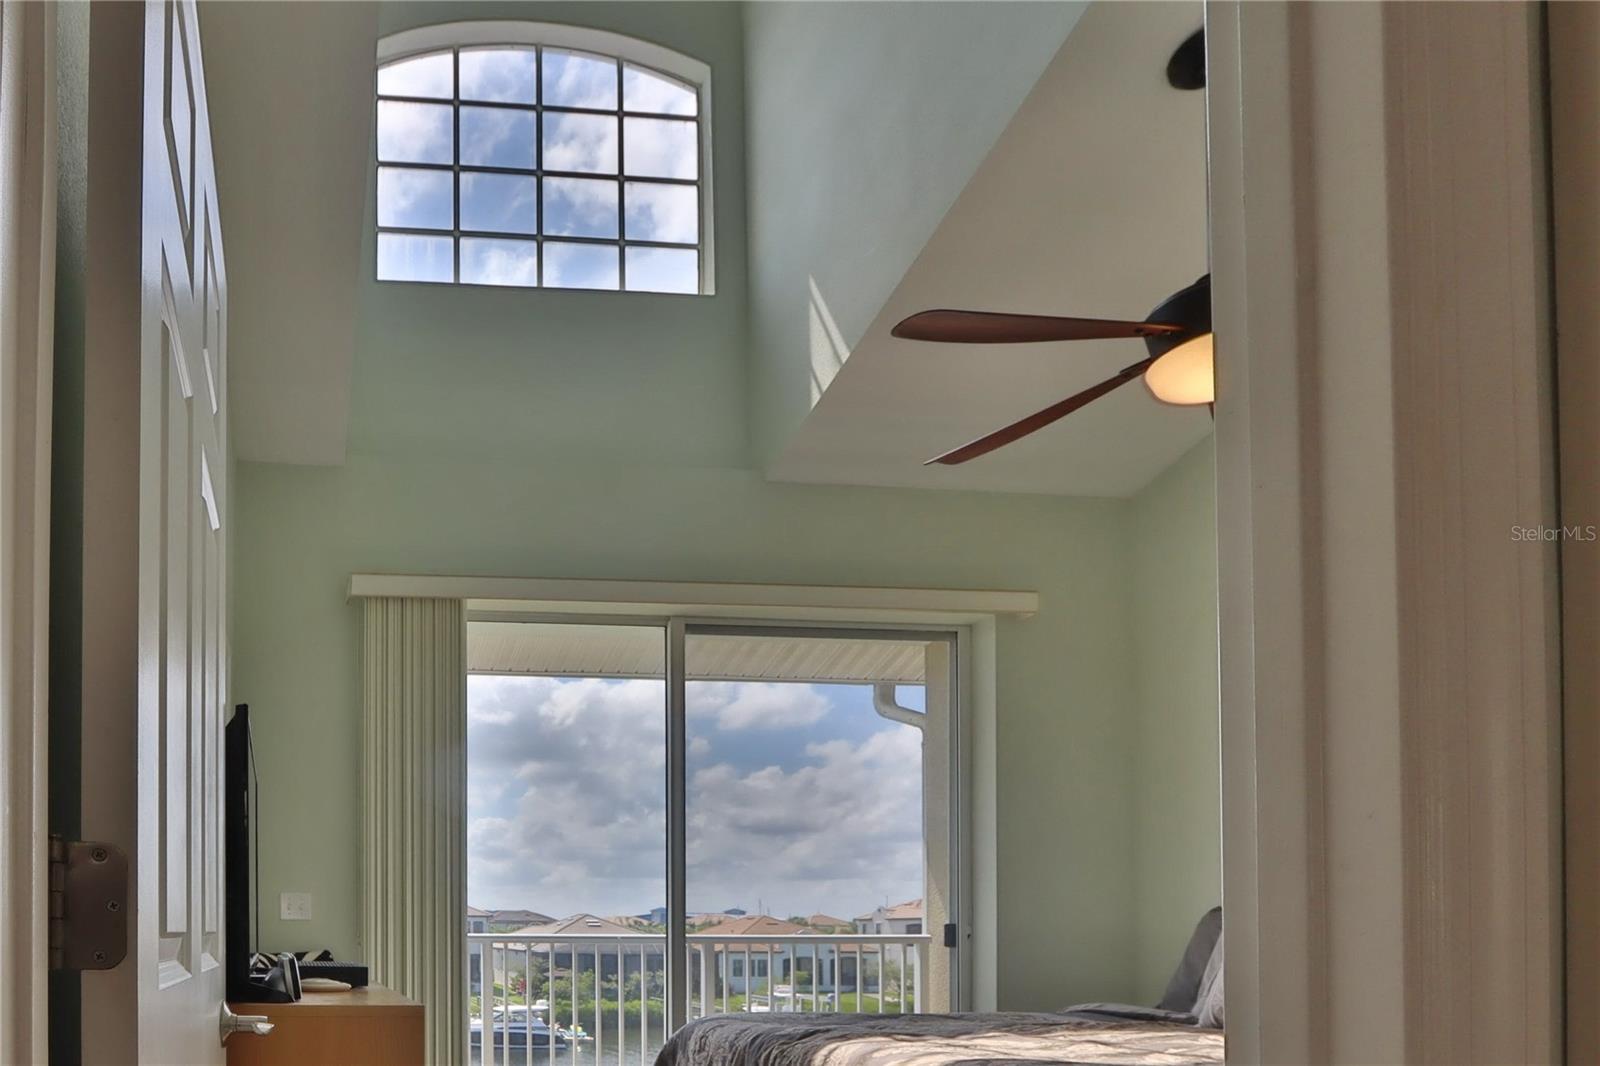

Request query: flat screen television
[{"left": 225, "top": 704, "right": 259, "bottom": 999}]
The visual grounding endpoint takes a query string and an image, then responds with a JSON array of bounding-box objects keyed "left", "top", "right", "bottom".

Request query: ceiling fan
[
  {"left": 892, "top": 28, "right": 1212, "bottom": 468},
  {"left": 891, "top": 274, "right": 1214, "bottom": 465}
]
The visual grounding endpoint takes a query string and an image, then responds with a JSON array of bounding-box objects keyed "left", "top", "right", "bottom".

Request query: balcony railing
[{"left": 467, "top": 931, "right": 931, "bottom": 1066}]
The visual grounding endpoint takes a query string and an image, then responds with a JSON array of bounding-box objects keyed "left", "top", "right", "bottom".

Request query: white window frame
[{"left": 375, "top": 21, "right": 715, "bottom": 294}]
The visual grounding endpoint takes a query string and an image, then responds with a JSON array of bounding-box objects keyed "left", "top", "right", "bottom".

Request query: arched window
[{"left": 374, "top": 22, "right": 711, "bottom": 294}]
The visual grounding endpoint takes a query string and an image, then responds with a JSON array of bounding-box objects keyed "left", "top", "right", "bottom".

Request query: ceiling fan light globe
[{"left": 1144, "top": 332, "right": 1214, "bottom": 406}]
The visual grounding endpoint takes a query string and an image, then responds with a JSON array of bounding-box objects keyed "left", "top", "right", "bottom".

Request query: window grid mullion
[
  {"left": 697, "top": 91, "right": 706, "bottom": 292},
  {"left": 379, "top": 225, "right": 693, "bottom": 250},
  {"left": 382, "top": 160, "right": 696, "bottom": 191},
  {"left": 616, "top": 57, "right": 627, "bottom": 291},
  {"left": 452, "top": 46, "right": 461, "bottom": 283},
  {"left": 535, "top": 44, "right": 544, "bottom": 288},
  {"left": 378, "top": 91, "right": 693, "bottom": 124}
]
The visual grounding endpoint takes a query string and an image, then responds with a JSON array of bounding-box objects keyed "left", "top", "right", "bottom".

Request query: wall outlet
[{"left": 280, "top": 892, "right": 313, "bottom": 921}]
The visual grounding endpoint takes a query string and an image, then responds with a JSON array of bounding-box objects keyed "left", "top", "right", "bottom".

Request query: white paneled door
[{"left": 79, "top": 1, "right": 229, "bottom": 1061}]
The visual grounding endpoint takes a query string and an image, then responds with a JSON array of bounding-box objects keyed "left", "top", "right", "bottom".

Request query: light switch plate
[{"left": 280, "top": 892, "right": 313, "bottom": 921}]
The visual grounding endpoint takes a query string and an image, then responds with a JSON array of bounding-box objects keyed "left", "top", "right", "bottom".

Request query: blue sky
[{"left": 467, "top": 675, "right": 924, "bottom": 921}]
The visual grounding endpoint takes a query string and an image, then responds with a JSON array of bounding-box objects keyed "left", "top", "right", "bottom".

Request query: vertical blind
[{"left": 362, "top": 597, "right": 467, "bottom": 1065}]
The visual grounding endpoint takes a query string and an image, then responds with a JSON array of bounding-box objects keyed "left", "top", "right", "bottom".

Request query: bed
[
  {"left": 654, "top": 909, "right": 1225, "bottom": 1066},
  {"left": 655, "top": 1011, "right": 1223, "bottom": 1066}
]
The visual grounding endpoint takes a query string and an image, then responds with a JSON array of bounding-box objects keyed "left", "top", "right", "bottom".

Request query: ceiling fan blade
[
  {"left": 926, "top": 358, "right": 1155, "bottom": 466},
  {"left": 892, "top": 309, "right": 1183, "bottom": 345}
]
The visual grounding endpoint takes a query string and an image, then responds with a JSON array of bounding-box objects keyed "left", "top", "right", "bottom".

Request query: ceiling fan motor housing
[
  {"left": 1167, "top": 28, "right": 1206, "bottom": 91},
  {"left": 1143, "top": 274, "right": 1212, "bottom": 361}
]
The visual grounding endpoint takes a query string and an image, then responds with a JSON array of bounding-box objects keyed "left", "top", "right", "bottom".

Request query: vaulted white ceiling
[{"left": 768, "top": 1, "right": 1210, "bottom": 497}]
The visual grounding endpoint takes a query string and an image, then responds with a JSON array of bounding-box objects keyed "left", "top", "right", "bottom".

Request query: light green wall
[
  {"left": 353, "top": 2, "right": 749, "bottom": 469},
  {"left": 233, "top": 456, "right": 1145, "bottom": 1008},
  {"left": 743, "top": 1, "right": 1086, "bottom": 467},
  {"left": 1127, "top": 435, "right": 1221, "bottom": 1002}
]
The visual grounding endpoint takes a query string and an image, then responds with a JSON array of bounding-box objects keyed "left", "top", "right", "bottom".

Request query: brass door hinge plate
[{"left": 48, "top": 836, "right": 128, "bottom": 970}]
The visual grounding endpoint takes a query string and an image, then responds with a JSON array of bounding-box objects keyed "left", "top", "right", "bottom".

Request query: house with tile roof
[
  {"left": 853, "top": 899, "right": 924, "bottom": 936},
  {"left": 806, "top": 913, "right": 853, "bottom": 933},
  {"left": 695, "top": 914, "right": 880, "bottom": 999}
]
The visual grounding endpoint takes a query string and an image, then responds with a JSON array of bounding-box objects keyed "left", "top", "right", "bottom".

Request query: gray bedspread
[{"left": 654, "top": 1012, "right": 1224, "bottom": 1066}]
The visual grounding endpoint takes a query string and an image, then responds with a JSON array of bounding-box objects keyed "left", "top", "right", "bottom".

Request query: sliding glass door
[
  {"left": 682, "top": 627, "right": 958, "bottom": 1022},
  {"left": 466, "top": 620, "right": 960, "bottom": 1065}
]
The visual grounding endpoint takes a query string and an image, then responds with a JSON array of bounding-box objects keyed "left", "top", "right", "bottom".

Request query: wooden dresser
[{"left": 225, "top": 985, "right": 424, "bottom": 1066}]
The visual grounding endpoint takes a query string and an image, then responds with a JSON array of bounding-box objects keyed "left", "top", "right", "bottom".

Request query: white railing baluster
[
  {"left": 913, "top": 942, "right": 923, "bottom": 1015},
  {"left": 488, "top": 942, "right": 499, "bottom": 1066},
  {"left": 897, "top": 943, "right": 905, "bottom": 1014},
  {"left": 570, "top": 941, "right": 579, "bottom": 1066},
  {"left": 523, "top": 944, "right": 533, "bottom": 1066},
  {"left": 855, "top": 945, "right": 863, "bottom": 1013},
  {"left": 464, "top": 930, "right": 932, "bottom": 1060},
  {"left": 811, "top": 943, "right": 818, "bottom": 1012},
  {"left": 697, "top": 943, "right": 710, "bottom": 1019}
]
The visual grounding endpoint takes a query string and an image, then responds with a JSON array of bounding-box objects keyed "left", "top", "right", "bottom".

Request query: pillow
[
  {"left": 1194, "top": 930, "right": 1225, "bottom": 1029},
  {"left": 1059, "top": 1003, "right": 1199, "bottom": 1025},
  {"left": 1157, "top": 906, "right": 1223, "bottom": 1012}
]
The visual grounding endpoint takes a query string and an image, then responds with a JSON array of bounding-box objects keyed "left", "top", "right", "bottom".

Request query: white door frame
[
  {"left": 1208, "top": 2, "right": 1561, "bottom": 1062},
  {"left": 0, "top": 1, "right": 58, "bottom": 1060},
  {"left": 1549, "top": 5, "right": 1600, "bottom": 1062}
]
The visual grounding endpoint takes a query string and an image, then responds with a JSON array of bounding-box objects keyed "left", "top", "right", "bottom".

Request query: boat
[
  {"left": 469, "top": 1003, "right": 569, "bottom": 1050},
  {"left": 555, "top": 1023, "right": 593, "bottom": 1044}
]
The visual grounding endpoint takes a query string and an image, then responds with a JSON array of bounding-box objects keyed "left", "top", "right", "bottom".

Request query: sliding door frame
[
  {"left": 666, "top": 618, "right": 687, "bottom": 1031},
  {"left": 681, "top": 621, "right": 966, "bottom": 1021},
  {"left": 465, "top": 610, "right": 973, "bottom": 1035}
]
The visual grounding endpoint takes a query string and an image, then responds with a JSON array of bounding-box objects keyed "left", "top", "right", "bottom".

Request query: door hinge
[
  {"left": 943, "top": 923, "right": 959, "bottom": 948},
  {"left": 48, "top": 835, "right": 128, "bottom": 971}
]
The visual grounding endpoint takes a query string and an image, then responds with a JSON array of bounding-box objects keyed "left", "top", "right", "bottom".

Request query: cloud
[
  {"left": 688, "top": 682, "right": 830, "bottom": 731},
  {"left": 377, "top": 167, "right": 451, "bottom": 230},
  {"left": 624, "top": 182, "right": 697, "bottom": 244},
  {"left": 378, "top": 100, "right": 452, "bottom": 164},
  {"left": 466, "top": 676, "right": 924, "bottom": 919},
  {"left": 622, "top": 66, "right": 697, "bottom": 117},
  {"left": 621, "top": 117, "right": 697, "bottom": 180},
  {"left": 460, "top": 49, "right": 537, "bottom": 104},
  {"left": 544, "top": 50, "right": 617, "bottom": 109},
  {"left": 462, "top": 239, "right": 538, "bottom": 287},
  {"left": 543, "top": 112, "right": 618, "bottom": 173},
  {"left": 461, "top": 107, "right": 536, "bottom": 169}
]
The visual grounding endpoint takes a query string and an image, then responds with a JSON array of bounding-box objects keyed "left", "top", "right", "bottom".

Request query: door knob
[{"left": 220, "top": 1002, "right": 275, "bottom": 1045}]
